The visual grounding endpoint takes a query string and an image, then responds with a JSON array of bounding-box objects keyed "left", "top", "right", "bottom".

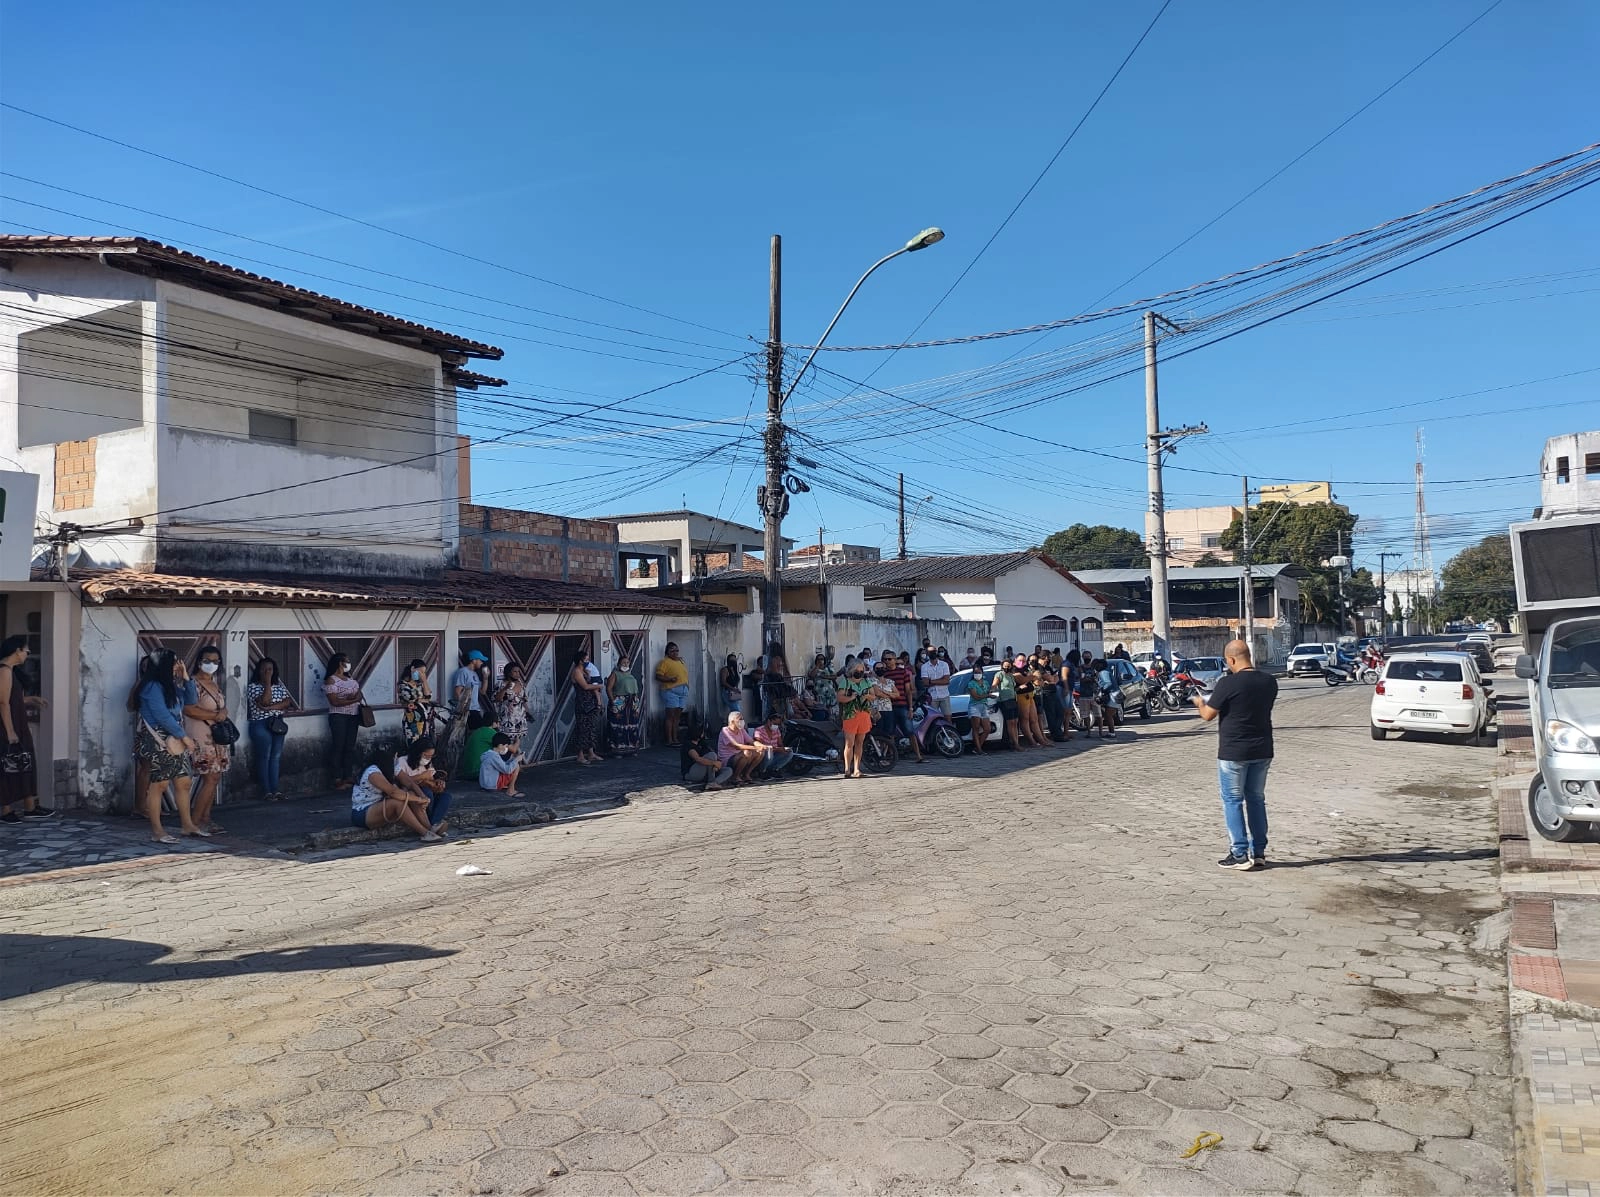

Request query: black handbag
[
  {"left": 265, "top": 714, "right": 289, "bottom": 737},
  {"left": 1, "top": 744, "right": 34, "bottom": 774},
  {"left": 211, "top": 717, "right": 241, "bottom": 746}
]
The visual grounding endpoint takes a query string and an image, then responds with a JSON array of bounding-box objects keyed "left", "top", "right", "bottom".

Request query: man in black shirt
[{"left": 1193, "top": 640, "right": 1278, "bottom": 871}]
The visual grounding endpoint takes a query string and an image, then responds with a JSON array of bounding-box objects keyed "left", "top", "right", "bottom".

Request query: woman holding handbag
[
  {"left": 136, "top": 649, "right": 204, "bottom": 844},
  {"left": 183, "top": 644, "right": 233, "bottom": 833},
  {"left": 246, "top": 657, "right": 292, "bottom": 800}
]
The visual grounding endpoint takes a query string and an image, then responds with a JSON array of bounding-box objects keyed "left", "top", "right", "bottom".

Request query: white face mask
[{"left": 200, "top": 662, "right": 219, "bottom": 675}]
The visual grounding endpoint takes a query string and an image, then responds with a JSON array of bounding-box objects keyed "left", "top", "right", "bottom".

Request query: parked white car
[
  {"left": 1517, "top": 616, "right": 1600, "bottom": 842},
  {"left": 1286, "top": 643, "right": 1332, "bottom": 676},
  {"left": 1179, "top": 656, "right": 1227, "bottom": 689},
  {"left": 1370, "top": 652, "right": 1492, "bottom": 744}
]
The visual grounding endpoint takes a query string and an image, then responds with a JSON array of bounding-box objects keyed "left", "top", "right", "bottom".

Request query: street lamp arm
[{"left": 779, "top": 246, "right": 909, "bottom": 408}]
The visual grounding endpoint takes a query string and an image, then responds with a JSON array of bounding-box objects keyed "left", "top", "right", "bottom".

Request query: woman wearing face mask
[
  {"left": 136, "top": 649, "right": 202, "bottom": 843},
  {"left": 322, "top": 652, "right": 365, "bottom": 789},
  {"left": 607, "top": 652, "right": 642, "bottom": 753},
  {"left": 392, "top": 737, "right": 453, "bottom": 837},
  {"left": 183, "top": 645, "right": 230, "bottom": 833},
  {"left": 350, "top": 752, "right": 442, "bottom": 843},
  {"left": 495, "top": 663, "right": 531, "bottom": 746},
  {"left": 246, "top": 657, "right": 292, "bottom": 800},
  {"left": 398, "top": 658, "right": 433, "bottom": 747},
  {"left": 835, "top": 660, "right": 875, "bottom": 780},
  {"left": 570, "top": 649, "right": 604, "bottom": 766}
]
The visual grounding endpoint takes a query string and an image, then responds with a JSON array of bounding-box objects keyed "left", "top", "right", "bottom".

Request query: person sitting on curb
[
  {"left": 393, "top": 738, "right": 453, "bottom": 838},
  {"left": 350, "top": 756, "right": 442, "bottom": 843},
  {"left": 717, "top": 712, "right": 766, "bottom": 786},
  {"left": 680, "top": 725, "right": 732, "bottom": 792},
  {"left": 478, "top": 731, "right": 525, "bottom": 798},
  {"left": 752, "top": 712, "right": 795, "bottom": 779}
]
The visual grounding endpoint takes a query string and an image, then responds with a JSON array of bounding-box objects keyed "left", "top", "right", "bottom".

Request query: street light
[{"left": 760, "top": 228, "right": 944, "bottom": 654}]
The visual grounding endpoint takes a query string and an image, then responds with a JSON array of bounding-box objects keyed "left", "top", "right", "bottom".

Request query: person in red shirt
[{"left": 881, "top": 649, "right": 926, "bottom": 763}]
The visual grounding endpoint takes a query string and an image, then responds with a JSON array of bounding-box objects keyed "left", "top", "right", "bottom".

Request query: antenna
[{"left": 1411, "top": 428, "right": 1434, "bottom": 581}]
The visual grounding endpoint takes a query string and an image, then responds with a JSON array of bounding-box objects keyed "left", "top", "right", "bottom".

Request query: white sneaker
[{"left": 421, "top": 832, "right": 443, "bottom": 843}]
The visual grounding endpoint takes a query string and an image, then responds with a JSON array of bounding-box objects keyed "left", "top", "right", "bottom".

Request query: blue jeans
[
  {"left": 248, "top": 718, "right": 284, "bottom": 794},
  {"left": 1217, "top": 759, "right": 1270, "bottom": 859},
  {"left": 426, "top": 790, "right": 453, "bottom": 827},
  {"left": 761, "top": 748, "right": 795, "bottom": 775}
]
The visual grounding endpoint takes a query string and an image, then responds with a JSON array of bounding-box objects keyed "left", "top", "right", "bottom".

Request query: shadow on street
[{"left": 0, "top": 934, "right": 455, "bottom": 999}]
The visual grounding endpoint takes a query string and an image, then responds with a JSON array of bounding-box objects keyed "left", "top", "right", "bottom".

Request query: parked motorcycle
[
  {"left": 1322, "top": 659, "right": 1358, "bottom": 686},
  {"left": 1152, "top": 672, "right": 1197, "bottom": 711},
  {"left": 781, "top": 720, "right": 841, "bottom": 776},
  {"left": 910, "top": 704, "right": 965, "bottom": 758}
]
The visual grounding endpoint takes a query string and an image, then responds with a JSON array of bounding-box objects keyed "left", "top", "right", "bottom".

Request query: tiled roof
[
  {"left": 1073, "top": 564, "right": 1305, "bottom": 584},
  {"left": 77, "top": 568, "right": 708, "bottom": 614},
  {"left": 0, "top": 235, "right": 503, "bottom": 364},
  {"left": 700, "top": 551, "right": 1103, "bottom": 600}
]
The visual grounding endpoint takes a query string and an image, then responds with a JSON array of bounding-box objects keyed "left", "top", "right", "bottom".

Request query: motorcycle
[
  {"left": 1322, "top": 657, "right": 1364, "bottom": 686},
  {"left": 910, "top": 704, "right": 965, "bottom": 758},
  {"left": 1148, "top": 671, "right": 1195, "bottom": 711},
  {"left": 781, "top": 720, "right": 841, "bottom": 776}
]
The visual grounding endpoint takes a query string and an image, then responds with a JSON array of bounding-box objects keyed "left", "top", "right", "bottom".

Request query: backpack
[{"left": 1077, "top": 669, "right": 1100, "bottom": 700}]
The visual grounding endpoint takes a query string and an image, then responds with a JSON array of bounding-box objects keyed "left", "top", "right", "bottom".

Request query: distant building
[
  {"left": 594, "top": 510, "right": 793, "bottom": 589},
  {"left": 788, "top": 542, "right": 881, "bottom": 566},
  {"left": 1148, "top": 506, "right": 1238, "bottom": 566},
  {"left": 1258, "top": 481, "right": 1334, "bottom": 506},
  {"left": 1540, "top": 430, "right": 1600, "bottom": 517},
  {"left": 1383, "top": 568, "right": 1437, "bottom": 618}
]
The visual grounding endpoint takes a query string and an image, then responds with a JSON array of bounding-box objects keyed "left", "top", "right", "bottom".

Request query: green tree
[
  {"left": 1192, "top": 552, "right": 1228, "bottom": 568},
  {"left": 1439, "top": 534, "right": 1515, "bottom": 624},
  {"left": 1040, "top": 524, "right": 1148, "bottom": 570},
  {"left": 1218, "top": 502, "right": 1358, "bottom": 625}
]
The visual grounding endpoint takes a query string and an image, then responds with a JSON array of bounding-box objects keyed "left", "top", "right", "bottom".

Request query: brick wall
[
  {"left": 54, "top": 438, "right": 97, "bottom": 511},
  {"left": 459, "top": 503, "right": 619, "bottom": 587}
]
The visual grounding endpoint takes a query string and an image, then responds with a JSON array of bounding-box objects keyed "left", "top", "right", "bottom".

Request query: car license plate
[{"left": 1407, "top": 709, "right": 1439, "bottom": 719}]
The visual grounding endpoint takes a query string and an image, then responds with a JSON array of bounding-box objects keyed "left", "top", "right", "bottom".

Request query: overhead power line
[{"left": 0, "top": 101, "right": 746, "bottom": 343}]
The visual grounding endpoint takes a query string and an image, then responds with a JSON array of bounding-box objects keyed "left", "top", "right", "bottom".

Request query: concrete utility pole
[
  {"left": 761, "top": 235, "right": 786, "bottom": 656},
  {"left": 897, "top": 473, "right": 907, "bottom": 560},
  {"left": 1241, "top": 477, "right": 1254, "bottom": 653},
  {"left": 757, "top": 227, "right": 944, "bottom": 657},
  {"left": 1144, "top": 310, "right": 1205, "bottom": 663},
  {"left": 1378, "top": 551, "right": 1401, "bottom": 634}
]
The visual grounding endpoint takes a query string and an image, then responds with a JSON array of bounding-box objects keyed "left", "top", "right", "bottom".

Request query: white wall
[
  {"left": 75, "top": 601, "right": 700, "bottom": 811},
  {"left": 0, "top": 255, "right": 463, "bottom": 577}
]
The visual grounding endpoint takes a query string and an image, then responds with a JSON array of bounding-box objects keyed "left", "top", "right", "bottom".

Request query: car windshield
[
  {"left": 1291, "top": 645, "right": 1322, "bottom": 655},
  {"left": 1548, "top": 622, "right": 1600, "bottom": 688},
  {"left": 1386, "top": 660, "right": 1464, "bottom": 682},
  {"left": 1189, "top": 658, "right": 1223, "bottom": 671}
]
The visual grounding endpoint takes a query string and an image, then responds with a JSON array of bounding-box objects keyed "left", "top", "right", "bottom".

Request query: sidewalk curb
[{"left": 291, "top": 793, "right": 630, "bottom": 853}]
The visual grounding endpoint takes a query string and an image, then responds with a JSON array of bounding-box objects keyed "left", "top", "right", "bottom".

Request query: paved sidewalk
[
  {"left": 0, "top": 749, "right": 680, "bottom": 880},
  {"left": 1498, "top": 680, "right": 1600, "bottom": 1197}
]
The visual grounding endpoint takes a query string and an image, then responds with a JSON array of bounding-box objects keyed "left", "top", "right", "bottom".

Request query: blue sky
[{"left": 3, "top": 0, "right": 1597, "bottom": 571}]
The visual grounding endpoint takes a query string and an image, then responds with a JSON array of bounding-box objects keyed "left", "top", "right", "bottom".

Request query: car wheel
[
  {"left": 1528, "top": 775, "right": 1588, "bottom": 843},
  {"left": 1138, "top": 700, "right": 1151, "bottom": 720},
  {"left": 1370, "top": 725, "right": 1386, "bottom": 741}
]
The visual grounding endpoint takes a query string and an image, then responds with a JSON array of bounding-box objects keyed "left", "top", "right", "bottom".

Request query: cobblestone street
[{"left": 0, "top": 681, "right": 1512, "bottom": 1195}]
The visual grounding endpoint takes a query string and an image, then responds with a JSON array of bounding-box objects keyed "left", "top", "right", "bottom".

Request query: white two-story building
[{"left": 0, "top": 235, "right": 708, "bottom": 809}]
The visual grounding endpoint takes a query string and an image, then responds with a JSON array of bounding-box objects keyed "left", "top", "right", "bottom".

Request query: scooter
[
  {"left": 1322, "top": 658, "right": 1359, "bottom": 686},
  {"left": 781, "top": 719, "right": 841, "bottom": 775},
  {"left": 910, "top": 704, "right": 964, "bottom": 758}
]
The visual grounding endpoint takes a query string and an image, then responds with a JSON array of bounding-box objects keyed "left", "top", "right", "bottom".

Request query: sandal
[
  {"left": 180, "top": 828, "right": 212, "bottom": 838},
  {"left": 152, "top": 834, "right": 178, "bottom": 845}
]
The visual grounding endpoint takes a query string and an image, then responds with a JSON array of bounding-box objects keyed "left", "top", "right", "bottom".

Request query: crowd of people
[{"left": 676, "top": 639, "right": 1150, "bottom": 791}]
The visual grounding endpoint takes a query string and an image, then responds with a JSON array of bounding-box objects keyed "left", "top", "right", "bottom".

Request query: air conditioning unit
[{"left": 825, "top": 551, "right": 847, "bottom": 566}]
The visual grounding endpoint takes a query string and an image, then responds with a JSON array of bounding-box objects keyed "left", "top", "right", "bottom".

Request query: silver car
[
  {"left": 1179, "top": 656, "right": 1226, "bottom": 690},
  {"left": 1517, "top": 615, "right": 1600, "bottom": 842}
]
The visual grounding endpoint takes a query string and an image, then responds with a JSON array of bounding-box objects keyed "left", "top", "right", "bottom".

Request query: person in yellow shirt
[{"left": 654, "top": 642, "right": 690, "bottom": 746}]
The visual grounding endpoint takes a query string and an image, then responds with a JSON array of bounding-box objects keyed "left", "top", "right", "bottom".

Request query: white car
[
  {"left": 1465, "top": 631, "right": 1493, "bottom": 645},
  {"left": 1370, "top": 652, "right": 1492, "bottom": 744},
  {"left": 1287, "top": 643, "right": 1331, "bottom": 676},
  {"left": 1179, "top": 656, "right": 1227, "bottom": 689}
]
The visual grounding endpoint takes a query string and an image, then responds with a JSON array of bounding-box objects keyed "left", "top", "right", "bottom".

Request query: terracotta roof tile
[{"left": 78, "top": 567, "right": 708, "bottom": 614}]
